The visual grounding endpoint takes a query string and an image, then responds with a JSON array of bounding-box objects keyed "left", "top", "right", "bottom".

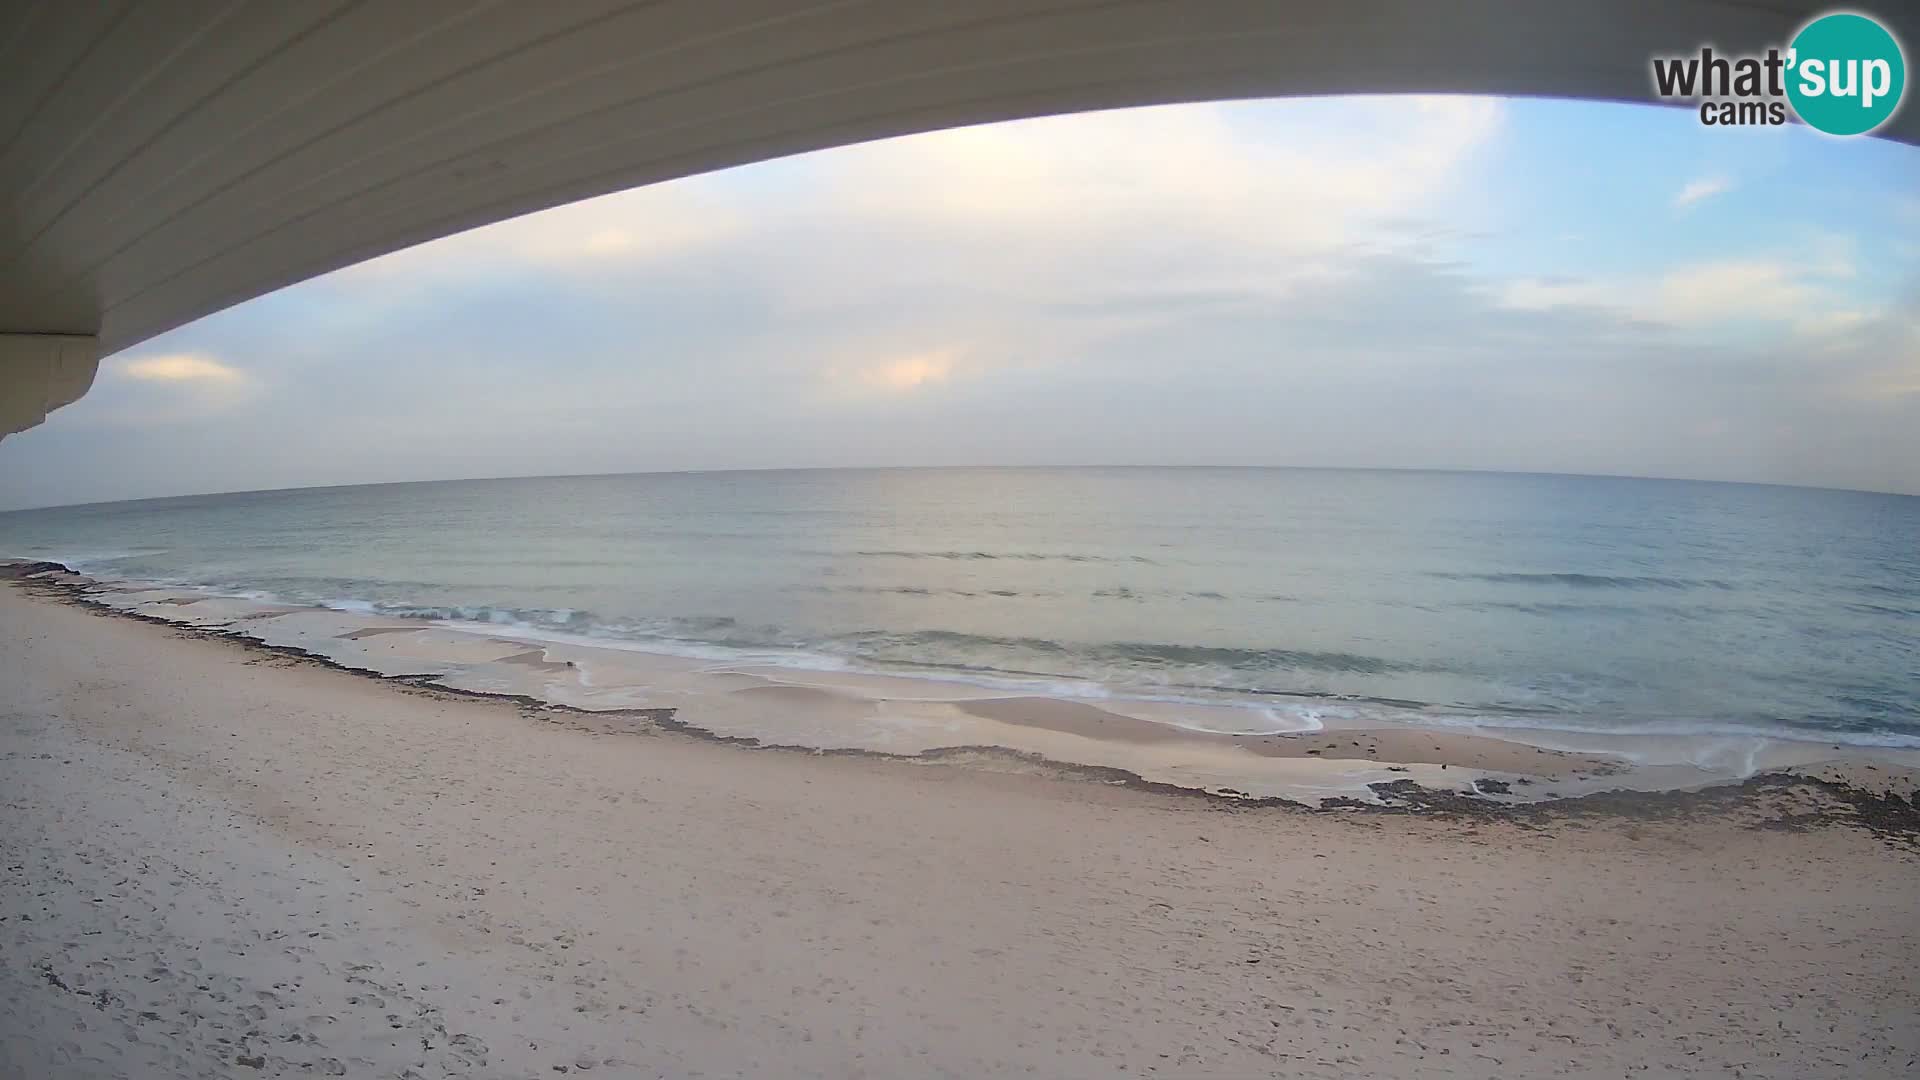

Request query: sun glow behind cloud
[
  {"left": 120, "top": 353, "right": 245, "bottom": 383},
  {"left": 853, "top": 349, "right": 961, "bottom": 392},
  {"left": 78, "top": 352, "right": 262, "bottom": 431}
]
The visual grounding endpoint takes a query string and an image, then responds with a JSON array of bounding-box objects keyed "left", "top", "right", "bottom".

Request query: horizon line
[{"left": 4, "top": 462, "right": 1915, "bottom": 515}]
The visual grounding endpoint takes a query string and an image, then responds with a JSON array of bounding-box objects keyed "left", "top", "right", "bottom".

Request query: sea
[{"left": 3, "top": 467, "right": 1916, "bottom": 749}]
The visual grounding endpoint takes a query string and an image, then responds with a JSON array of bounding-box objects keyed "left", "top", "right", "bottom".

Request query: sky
[{"left": 2, "top": 94, "right": 1917, "bottom": 510}]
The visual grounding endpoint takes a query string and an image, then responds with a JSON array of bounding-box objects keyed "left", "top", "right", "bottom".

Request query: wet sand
[
  {"left": 3, "top": 577, "right": 1920, "bottom": 1077},
  {"left": 956, "top": 694, "right": 1615, "bottom": 778}
]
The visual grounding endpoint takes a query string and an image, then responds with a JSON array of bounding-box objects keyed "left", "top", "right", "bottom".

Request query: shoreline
[
  {"left": 19, "top": 554, "right": 1917, "bottom": 757},
  {"left": 3, "top": 564, "right": 1920, "bottom": 1068},
  {"left": 4, "top": 567, "right": 1919, "bottom": 1077},
  {"left": 7, "top": 560, "right": 1919, "bottom": 835}
]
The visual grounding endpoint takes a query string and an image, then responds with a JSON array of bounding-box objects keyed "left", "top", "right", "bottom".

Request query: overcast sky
[{"left": 3, "top": 95, "right": 1917, "bottom": 510}]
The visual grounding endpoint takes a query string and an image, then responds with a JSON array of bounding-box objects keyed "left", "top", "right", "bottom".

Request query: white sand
[{"left": 3, "top": 584, "right": 1918, "bottom": 1078}]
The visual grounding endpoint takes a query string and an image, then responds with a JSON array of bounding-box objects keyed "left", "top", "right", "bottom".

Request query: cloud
[
  {"left": 868, "top": 349, "right": 959, "bottom": 391},
  {"left": 1793, "top": 308, "right": 1875, "bottom": 340},
  {"left": 1834, "top": 305, "right": 1920, "bottom": 401},
  {"left": 1495, "top": 276, "right": 1622, "bottom": 314},
  {"left": 326, "top": 183, "right": 742, "bottom": 287},
  {"left": 1500, "top": 243, "right": 1869, "bottom": 334},
  {"left": 306, "top": 95, "right": 1501, "bottom": 336},
  {"left": 832, "top": 347, "right": 964, "bottom": 393},
  {"left": 1673, "top": 176, "right": 1731, "bottom": 209},
  {"left": 827, "top": 96, "right": 1502, "bottom": 250},
  {"left": 57, "top": 352, "right": 265, "bottom": 430},
  {"left": 119, "top": 353, "right": 246, "bottom": 383},
  {"left": 722, "top": 96, "right": 1507, "bottom": 385},
  {"left": 1654, "top": 259, "right": 1818, "bottom": 322}
]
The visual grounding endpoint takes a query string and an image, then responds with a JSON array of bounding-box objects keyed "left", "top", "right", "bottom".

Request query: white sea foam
[
  {"left": 322, "top": 598, "right": 378, "bottom": 615},
  {"left": 435, "top": 616, "right": 854, "bottom": 669},
  {"left": 1409, "top": 710, "right": 1920, "bottom": 752}
]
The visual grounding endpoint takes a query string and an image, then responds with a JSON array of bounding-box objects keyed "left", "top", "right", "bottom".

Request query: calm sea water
[{"left": 4, "top": 468, "right": 1916, "bottom": 746}]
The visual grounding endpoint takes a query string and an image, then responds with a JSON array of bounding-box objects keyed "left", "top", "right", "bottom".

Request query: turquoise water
[{"left": 3, "top": 467, "right": 1915, "bottom": 746}]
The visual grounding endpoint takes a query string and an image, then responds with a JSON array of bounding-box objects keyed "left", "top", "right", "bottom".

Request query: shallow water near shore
[
  {"left": 13, "top": 563, "right": 1920, "bottom": 810},
  {"left": 3, "top": 467, "right": 1916, "bottom": 761}
]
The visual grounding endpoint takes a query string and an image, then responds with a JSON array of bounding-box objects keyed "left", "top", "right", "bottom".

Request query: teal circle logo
[{"left": 1786, "top": 12, "right": 1907, "bottom": 136}]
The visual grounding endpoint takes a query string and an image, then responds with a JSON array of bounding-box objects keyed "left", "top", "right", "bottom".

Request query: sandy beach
[{"left": 4, "top": 578, "right": 1919, "bottom": 1078}]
